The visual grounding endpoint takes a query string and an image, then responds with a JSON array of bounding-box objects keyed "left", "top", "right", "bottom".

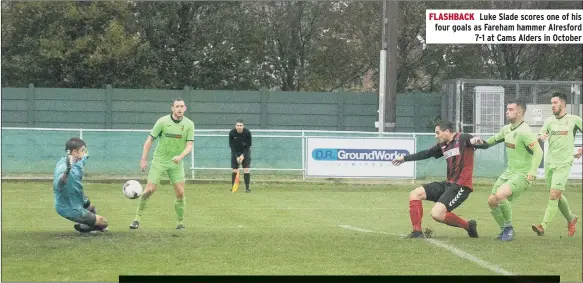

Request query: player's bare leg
[
  {"left": 130, "top": 183, "right": 157, "bottom": 229},
  {"left": 83, "top": 203, "right": 108, "bottom": 232},
  {"left": 92, "top": 215, "right": 108, "bottom": 231},
  {"left": 173, "top": 182, "right": 186, "bottom": 230},
  {"left": 406, "top": 186, "right": 427, "bottom": 238},
  {"left": 431, "top": 202, "right": 478, "bottom": 238},
  {"left": 488, "top": 184, "right": 514, "bottom": 241},
  {"left": 243, "top": 167, "right": 251, "bottom": 193},
  {"left": 75, "top": 215, "right": 108, "bottom": 233},
  {"left": 86, "top": 204, "right": 96, "bottom": 214}
]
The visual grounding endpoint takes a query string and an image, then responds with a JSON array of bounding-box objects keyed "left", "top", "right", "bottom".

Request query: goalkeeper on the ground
[{"left": 53, "top": 137, "right": 109, "bottom": 233}]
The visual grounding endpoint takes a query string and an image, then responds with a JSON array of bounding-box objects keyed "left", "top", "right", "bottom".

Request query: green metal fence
[
  {"left": 1, "top": 85, "right": 442, "bottom": 133},
  {"left": 1, "top": 127, "right": 510, "bottom": 180}
]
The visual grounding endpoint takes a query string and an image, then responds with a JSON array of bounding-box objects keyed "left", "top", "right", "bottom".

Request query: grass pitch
[{"left": 1, "top": 181, "right": 581, "bottom": 281}]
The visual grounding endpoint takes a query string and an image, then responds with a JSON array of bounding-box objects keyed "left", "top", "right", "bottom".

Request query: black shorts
[
  {"left": 422, "top": 181, "right": 471, "bottom": 212},
  {"left": 231, "top": 151, "right": 251, "bottom": 169}
]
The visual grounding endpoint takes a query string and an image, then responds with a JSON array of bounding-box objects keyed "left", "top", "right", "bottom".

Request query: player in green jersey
[
  {"left": 129, "top": 98, "right": 195, "bottom": 230},
  {"left": 471, "top": 101, "right": 543, "bottom": 241},
  {"left": 532, "top": 92, "right": 582, "bottom": 237}
]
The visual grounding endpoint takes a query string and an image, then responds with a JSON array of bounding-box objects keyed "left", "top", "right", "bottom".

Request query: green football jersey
[
  {"left": 539, "top": 114, "right": 582, "bottom": 165},
  {"left": 486, "top": 122, "right": 542, "bottom": 176},
  {"left": 149, "top": 114, "right": 195, "bottom": 164}
]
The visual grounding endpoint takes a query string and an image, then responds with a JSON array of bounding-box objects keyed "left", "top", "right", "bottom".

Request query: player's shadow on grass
[
  {"left": 52, "top": 231, "right": 116, "bottom": 240},
  {"left": 44, "top": 230, "right": 190, "bottom": 241}
]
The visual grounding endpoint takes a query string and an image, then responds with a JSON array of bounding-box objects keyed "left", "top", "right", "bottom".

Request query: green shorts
[
  {"left": 147, "top": 161, "right": 185, "bottom": 185},
  {"left": 544, "top": 163, "right": 572, "bottom": 191},
  {"left": 57, "top": 207, "right": 97, "bottom": 226},
  {"left": 492, "top": 171, "right": 533, "bottom": 202}
]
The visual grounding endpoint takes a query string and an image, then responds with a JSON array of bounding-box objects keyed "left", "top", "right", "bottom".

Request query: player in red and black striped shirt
[{"left": 392, "top": 120, "right": 479, "bottom": 238}]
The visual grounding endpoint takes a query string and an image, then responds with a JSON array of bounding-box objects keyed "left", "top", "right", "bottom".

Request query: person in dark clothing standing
[{"left": 229, "top": 119, "right": 252, "bottom": 193}]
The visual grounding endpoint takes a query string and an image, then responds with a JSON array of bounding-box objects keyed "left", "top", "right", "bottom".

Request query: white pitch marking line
[{"left": 339, "top": 225, "right": 514, "bottom": 276}]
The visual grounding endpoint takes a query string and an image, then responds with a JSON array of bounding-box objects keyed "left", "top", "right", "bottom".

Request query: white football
[{"left": 123, "top": 180, "right": 143, "bottom": 199}]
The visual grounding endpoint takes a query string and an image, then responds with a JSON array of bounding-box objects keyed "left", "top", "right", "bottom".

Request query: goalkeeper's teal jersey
[
  {"left": 539, "top": 114, "right": 583, "bottom": 165},
  {"left": 149, "top": 115, "right": 195, "bottom": 164},
  {"left": 53, "top": 156, "right": 89, "bottom": 210},
  {"left": 486, "top": 122, "right": 542, "bottom": 176}
]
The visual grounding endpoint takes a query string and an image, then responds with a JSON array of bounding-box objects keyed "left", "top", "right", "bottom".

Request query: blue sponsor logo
[{"left": 312, "top": 148, "right": 409, "bottom": 161}]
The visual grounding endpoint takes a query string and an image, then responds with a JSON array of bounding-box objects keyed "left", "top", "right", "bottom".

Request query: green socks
[
  {"left": 541, "top": 199, "right": 559, "bottom": 230},
  {"left": 491, "top": 199, "right": 512, "bottom": 231},
  {"left": 558, "top": 195, "right": 575, "bottom": 222},
  {"left": 175, "top": 198, "right": 185, "bottom": 225},
  {"left": 490, "top": 206, "right": 505, "bottom": 230},
  {"left": 133, "top": 195, "right": 186, "bottom": 225},
  {"left": 499, "top": 199, "right": 512, "bottom": 227},
  {"left": 134, "top": 193, "right": 151, "bottom": 222}
]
